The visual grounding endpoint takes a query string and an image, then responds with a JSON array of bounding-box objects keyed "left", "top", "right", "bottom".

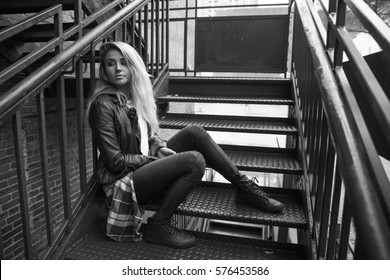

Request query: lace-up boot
[
  {"left": 236, "top": 177, "right": 284, "bottom": 213},
  {"left": 143, "top": 217, "right": 196, "bottom": 248}
]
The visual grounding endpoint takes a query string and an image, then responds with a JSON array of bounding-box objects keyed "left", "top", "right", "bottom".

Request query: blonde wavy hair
[{"left": 86, "top": 41, "right": 159, "bottom": 134}]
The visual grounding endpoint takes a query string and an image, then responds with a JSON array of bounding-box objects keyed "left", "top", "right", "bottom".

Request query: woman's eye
[{"left": 106, "top": 61, "right": 115, "bottom": 67}]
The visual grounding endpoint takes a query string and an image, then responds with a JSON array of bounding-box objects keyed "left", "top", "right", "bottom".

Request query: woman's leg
[
  {"left": 167, "top": 125, "right": 243, "bottom": 184},
  {"left": 133, "top": 150, "right": 205, "bottom": 248},
  {"left": 134, "top": 150, "right": 205, "bottom": 220},
  {"left": 166, "top": 125, "right": 284, "bottom": 213}
]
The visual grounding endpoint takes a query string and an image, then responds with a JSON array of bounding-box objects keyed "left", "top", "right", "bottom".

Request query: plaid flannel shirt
[{"left": 103, "top": 172, "right": 144, "bottom": 242}]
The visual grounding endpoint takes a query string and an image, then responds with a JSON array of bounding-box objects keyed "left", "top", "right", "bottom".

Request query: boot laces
[
  {"left": 248, "top": 177, "right": 269, "bottom": 199},
  {"left": 159, "top": 219, "right": 182, "bottom": 235}
]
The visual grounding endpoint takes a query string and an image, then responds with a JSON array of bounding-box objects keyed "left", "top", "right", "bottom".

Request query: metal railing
[
  {"left": 292, "top": 0, "right": 390, "bottom": 259},
  {"left": 0, "top": 0, "right": 168, "bottom": 259},
  {"left": 1, "top": 0, "right": 389, "bottom": 260}
]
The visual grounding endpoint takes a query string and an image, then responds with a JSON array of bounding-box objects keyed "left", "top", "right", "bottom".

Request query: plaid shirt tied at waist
[{"left": 103, "top": 172, "right": 144, "bottom": 242}]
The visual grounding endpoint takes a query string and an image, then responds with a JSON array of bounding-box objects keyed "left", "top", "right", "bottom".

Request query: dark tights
[{"left": 133, "top": 125, "right": 244, "bottom": 221}]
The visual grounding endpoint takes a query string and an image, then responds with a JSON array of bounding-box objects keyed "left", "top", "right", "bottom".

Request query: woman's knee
[
  {"left": 182, "top": 125, "right": 208, "bottom": 138},
  {"left": 177, "top": 150, "right": 206, "bottom": 177}
]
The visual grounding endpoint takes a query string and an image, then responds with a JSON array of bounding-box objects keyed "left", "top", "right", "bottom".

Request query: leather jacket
[{"left": 89, "top": 93, "right": 166, "bottom": 184}]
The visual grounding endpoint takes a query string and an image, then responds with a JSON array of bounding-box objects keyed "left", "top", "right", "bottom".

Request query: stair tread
[
  {"left": 221, "top": 145, "right": 301, "bottom": 174},
  {"left": 162, "top": 76, "right": 293, "bottom": 104},
  {"left": 145, "top": 181, "right": 307, "bottom": 228},
  {"left": 65, "top": 228, "right": 307, "bottom": 260},
  {"left": 170, "top": 76, "right": 291, "bottom": 83},
  {"left": 157, "top": 94, "right": 293, "bottom": 105},
  {"left": 157, "top": 131, "right": 302, "bottom": 174},
  {"left": 160, "top": 113, "right": 297, "bottom": 135}
]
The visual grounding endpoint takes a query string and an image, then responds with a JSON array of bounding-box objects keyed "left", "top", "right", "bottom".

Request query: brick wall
[{"left": 0, "top": 97, "right": 93, "bottom": 259}]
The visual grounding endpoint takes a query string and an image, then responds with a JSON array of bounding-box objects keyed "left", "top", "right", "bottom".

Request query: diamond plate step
[
  {"left": 169, "top": 77, "right": 292, "bottom": 96},
  {"left": 144, "top": 181, "right": 307, "bottom": 229},
  {"left": 220, "top": 145, "right": 302, "bottom": 174},
  {"left": 158, "top": 77, "right": 293, "bottom": 105},
  {"left": 160, "top": 113, "right": 297, "bottom": 135},
  {"left": 65, "top": 228, "right": 307, "bottom": 260},
  {"left": 157, "top": 94, "right": 294, "bottom": 105},
  {"left": 157, "top": 130, "right": 302, "bottom": 174}
]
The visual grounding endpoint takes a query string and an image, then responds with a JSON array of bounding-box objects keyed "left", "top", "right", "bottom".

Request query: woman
[{"left": 87, "top": 41, "right": 284, "bottom": 249}]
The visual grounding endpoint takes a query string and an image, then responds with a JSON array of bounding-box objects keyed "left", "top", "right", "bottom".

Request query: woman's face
[{"left": 103, "top": 49, "right": 131, "bottom": 91}]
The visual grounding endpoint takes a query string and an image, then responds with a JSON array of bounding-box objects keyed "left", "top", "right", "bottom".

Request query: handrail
[
  {"left": 320, "top": 0, "right": 390, "bottom": 147},
  {"left": 295, "top": 0, "right": 390, "bottom": 259},
  {"left": 0, "top": 5, "right": 61, "bottom": 42},
  {"left": 0, "top": 5, "right": 63, "bottom": 84},
  {"left": 0, "top": 0, "right": 168, "bottom": 259},
  {"left": 0, "top": 0, "right": 148, "bottom": 121},
  {"left": 0, "top": 0, "right": 127, "bottom": 87},
  {"left": 345, "top": 0, "right": 390, "bottom": 62}
]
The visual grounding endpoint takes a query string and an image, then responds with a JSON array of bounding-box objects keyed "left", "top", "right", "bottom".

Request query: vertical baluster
[
  {"left": 151, "top": 0, "right": 155, "bottom": 75},
  {"left": 122, "top": 20, "right": 128, "bottom": 43},
  {"left": 326, "top": 168, "right": 342, "bottom": 259},
  {"left": 165, "top": 0, "right": 169, "bottom": 67},
  {"left": 334, "top": 0, "right": 346, "bottom": 67},
  {"left": 156, "top": 0, "right": 160, "bottom": 76},
  {"left": 338, "top": 200, "right": 352, "bottom": 259},
  {"left": 131, "top": 15, "right": 136, "bottom": 46},
  {"left": 161, "top": 0, "right": 165, "bottom": 67},
  {"left": 311, "top": 102, "right": 324, "bottom": 195},
  {"left": 55, "top": 9, "right": 72, "bottom": 227},
  {"left": 113, "top": 29, "right": 118, "bottom": 41},
  {"left": 143, "top": 3, "right": 149, "bottom": 65},
  {"left": 318, "top": 142, "right": 336, "bottom": 259},
  {"left": 326, "top": 0, "right": 337, "bottom": 51},
  {"left": 75, "top": 0, "right": 86, "bottom": 195},
  {"left": 36, "top": 92, "right": 54, "bottom": 245},
  {"left": 90, "top": 43, "right": 98, "bottom": 175},
  {"left": 76, "top": 59, "right": 86, "bottom": 195},
  {"left": 313, "top": 120, "right": 329, "bottom": 223},
  {"left": 305, "top": 77, "right": 316, "bottom": 165},
  {"left": 184, "top": 0, "right": 189, "bottom": 76},
  {"left": 138, "top": 10, "right": 143, "bottom": 56},
  {"left": 12, "top": 112, "right": 33, "bottom": 259},
  {"left": 56, "top": 75, "right": 72, "bottom": 225},
  {"left": 306, "top": 82, "right": 318, "bottom": 179},
  {"left": 193, "top": 0, "right": 198, "bottom": 76}
]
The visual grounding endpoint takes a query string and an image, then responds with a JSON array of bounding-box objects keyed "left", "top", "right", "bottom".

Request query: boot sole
[{"left": 236, "top": 196, "right": 284, "bottom": 213}]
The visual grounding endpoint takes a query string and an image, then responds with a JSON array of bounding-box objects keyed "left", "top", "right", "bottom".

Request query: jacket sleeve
[{"left": 89, "top": 99, "right": 152, "bottom": 174}]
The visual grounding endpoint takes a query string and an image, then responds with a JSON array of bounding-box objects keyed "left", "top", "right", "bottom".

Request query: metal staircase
[
  {"left": 63, "top": 76, "right": 310, "bottom": 260},
  {"left": 2, "top": 0, "right": 390, "bottom": 260}
]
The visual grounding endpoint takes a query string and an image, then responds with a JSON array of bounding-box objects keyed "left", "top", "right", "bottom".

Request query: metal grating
[
  {"left": 221, "top": 145, "right": 302, "bottom": 174},
  {"left": 65, "top": 228, "right": 307, "bottom": 260},
  {"left": 160, "top": 113, "right": 297, "bottom": 135},
  {"left": 145, "top": 182, "right": 307, "bottom": 229},
  {"left": 155, "top": 131, "right": 302, "bottom": 174},
  {"left": 157, "top": 94, "right": 294, "bottom": 105}
]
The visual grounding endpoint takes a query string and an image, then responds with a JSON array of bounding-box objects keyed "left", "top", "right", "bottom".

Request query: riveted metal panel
[{"left": 195, "top": 16, "right": 289, "bottom": 73}]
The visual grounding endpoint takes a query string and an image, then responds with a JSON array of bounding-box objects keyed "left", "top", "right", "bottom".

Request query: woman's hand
[{"left": 157, "top": 147, "right": 176, "bottom": 158}]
